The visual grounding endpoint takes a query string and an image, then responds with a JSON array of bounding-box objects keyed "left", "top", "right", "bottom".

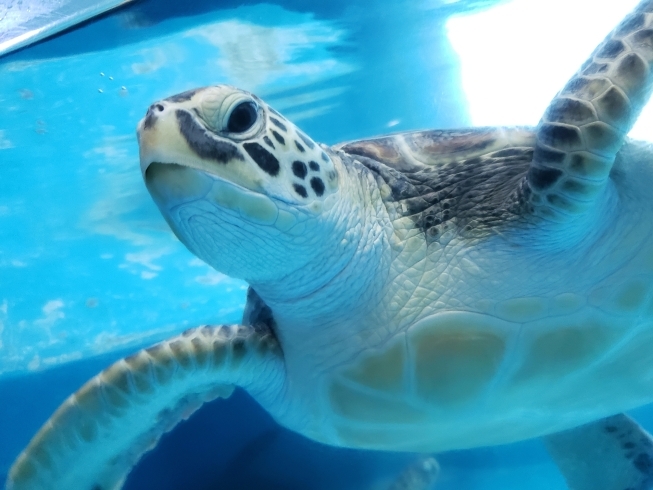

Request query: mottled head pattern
[
  {"left": 139, "top": 85, "right": 337, "bottom": 205},
  {"left": 136, "top": 85, "right": 345, "bottom": 284}
]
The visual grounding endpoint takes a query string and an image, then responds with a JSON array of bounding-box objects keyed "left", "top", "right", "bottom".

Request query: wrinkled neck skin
[
  {"left": 250, "top": 151, "right": 393, "bottom": 358},
  {"left": 158, "top": 146, "right": 398, "bottom": 368}
]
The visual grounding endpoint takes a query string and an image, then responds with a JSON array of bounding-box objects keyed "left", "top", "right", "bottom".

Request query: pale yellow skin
[
  {"left": 136, "top": 84, "right": 653, "bottom": 453},
  {"left": 263, "top": 134, "right": 653, "bottom": 453}
]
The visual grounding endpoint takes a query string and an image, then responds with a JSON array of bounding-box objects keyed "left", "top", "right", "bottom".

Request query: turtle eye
[{"left": 226, "top": 101, "right": 258, "bottom": 133}]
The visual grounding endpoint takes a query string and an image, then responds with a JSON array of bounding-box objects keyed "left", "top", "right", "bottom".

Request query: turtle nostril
[
  {"left": 146, "top": 103, "right": 165, "bottom": 117},
  {"left": 143, "top": 102, "right": 166, "bottom": 130}
]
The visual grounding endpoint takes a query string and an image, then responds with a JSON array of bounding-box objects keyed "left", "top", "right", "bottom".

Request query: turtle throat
[{"left": 248, "top": 161, "right": 391, "bottom": 330}]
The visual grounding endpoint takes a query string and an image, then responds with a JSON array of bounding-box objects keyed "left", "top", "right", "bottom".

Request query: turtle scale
[{"left": 336, "top": 127, "right": 537, "bottom": 241}]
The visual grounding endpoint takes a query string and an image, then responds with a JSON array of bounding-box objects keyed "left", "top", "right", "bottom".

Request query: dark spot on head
[
  {"left": 165, "top": 89, "right": 198, "bottom": 103},
  {"left": 269, "top": 117, "right": 287, "bottom": 132},
  {"left": 292, "top": 161, "right": 307, "bottom": 179},
  {"left": 175, "top": 110, "right": 244, "bottom": 163},
  {"left": 272, "top": 130, "right": 285, "bottom": 145},
  {"left": 293, "top": 184, "right": 308, "bottom": 198},
  {"left": 142, "top": 112, "right": 157, "bottom": 130},
  {"left": 633, "top": 452, "right": 653, "bottom": 474},
  {"left": 309, "top": 161, "right": 320, "bottom": 171},
  {"left": 263, "top": 135, "right": 275, "bottom": 149},
  {"left": 528, "top": 166, "right": 563, "bottom": 190},
  {"left": 268, "top": 107, "right": 283, "bottom": 118},
  {"left": 243, "top": 142, "right": 280, "bottom": 176},
  {"left": 624, "top": 442, "right": 636, "bottom": 449},
  {"left": 310, "top": 177, "right": 325, "bottom": 196},
  {"left": 321, "top": 151, "right": 329, "bottom": 162},
  {"left": 297, "top": 131, "right": 315, "bottom": 149},
  {"left": 295, "top": 140, "right": 305, "bottom": 152}
]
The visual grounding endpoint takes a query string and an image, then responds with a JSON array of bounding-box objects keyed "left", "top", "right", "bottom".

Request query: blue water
[{"left": 2, "top": 0, "right": 653, "bottom": 488}]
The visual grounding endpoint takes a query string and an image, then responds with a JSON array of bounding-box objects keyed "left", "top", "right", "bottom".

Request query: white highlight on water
[{"left": 447, "top": 0, "right": 653, "bottom": 140}]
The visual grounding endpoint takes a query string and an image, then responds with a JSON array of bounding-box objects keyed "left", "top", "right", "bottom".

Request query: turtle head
[{"left": 137, "top": 85, "right": 346, "bottom": 286}]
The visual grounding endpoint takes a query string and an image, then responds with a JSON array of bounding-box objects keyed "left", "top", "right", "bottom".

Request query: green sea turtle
[{"left": 8, "top": 1, "right": 653, "bottom": 489}]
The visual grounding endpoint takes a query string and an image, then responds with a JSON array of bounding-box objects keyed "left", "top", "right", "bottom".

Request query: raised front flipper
[
  {"left": 544, "top": 413, "right": 653, "bottom": 490},
  {"left": 6, "top": 324, "right": 284, "bottom": 490},
  {"left": 526, "top": 0, "right": 653, "bottom": 221}
]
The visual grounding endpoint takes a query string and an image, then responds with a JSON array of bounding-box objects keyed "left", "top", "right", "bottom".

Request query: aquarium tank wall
[{"left": 2, "top": 0, "right": 653, "bottom": 488}]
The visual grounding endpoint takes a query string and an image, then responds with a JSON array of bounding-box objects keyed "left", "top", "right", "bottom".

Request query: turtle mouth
[
  {"left": 145, "top": 161, "right": 263, "bottom": 201},
  {"left": 145, "top": 162, "right": 214, "bottom": 208},
  {"left": 145, "top": 162, "right": 281, "bottom": 226},
  {"left": 144, "top": 159, "right": 310, "bottom": 211}
]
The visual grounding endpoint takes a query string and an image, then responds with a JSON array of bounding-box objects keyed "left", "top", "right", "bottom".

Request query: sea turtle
[{"left": 8, "top": 1, "right": 653, "bottom": 489}]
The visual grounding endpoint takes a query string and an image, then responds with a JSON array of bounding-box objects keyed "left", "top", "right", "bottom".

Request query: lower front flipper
[{"left": 6, "top": 324, "right": 283, "bottom": 490}]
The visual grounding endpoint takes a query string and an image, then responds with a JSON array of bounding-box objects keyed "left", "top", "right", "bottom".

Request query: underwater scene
[{"left": 4, "top": 0, "right": 653, "bottom": 488}]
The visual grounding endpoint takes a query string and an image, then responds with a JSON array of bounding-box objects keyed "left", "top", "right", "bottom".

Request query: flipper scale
[
  {"left": 527, "top": 0, "right": 653, "bottom": 221},
  {"left": 6, "top": 324, "right": 283, "bottom": 490}
]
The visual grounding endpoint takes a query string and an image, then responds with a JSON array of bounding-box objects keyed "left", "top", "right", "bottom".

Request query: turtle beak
[
  {"left": 137, "top": 101, "right": 198, "bottom": 179},
  {"left": 137, "top": 101, "right": 168, "bottom": 177}
]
